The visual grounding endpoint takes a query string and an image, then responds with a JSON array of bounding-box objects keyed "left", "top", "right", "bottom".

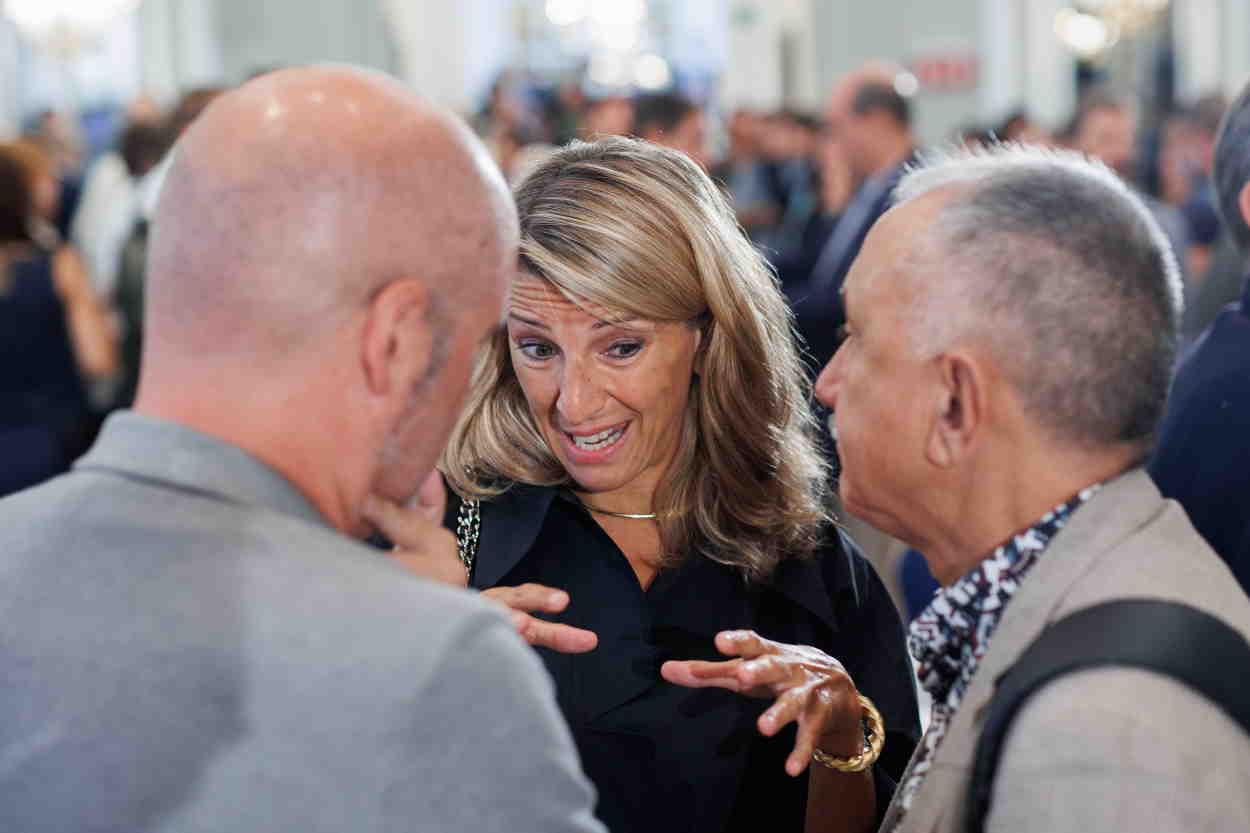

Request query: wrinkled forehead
[{"left": 508, "top": 272, "right": 637, "bottom": 327}]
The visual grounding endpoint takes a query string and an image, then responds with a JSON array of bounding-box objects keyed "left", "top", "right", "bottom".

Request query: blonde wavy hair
[{"left": 441, "top": 137, "right": 829, "bottom": 581}]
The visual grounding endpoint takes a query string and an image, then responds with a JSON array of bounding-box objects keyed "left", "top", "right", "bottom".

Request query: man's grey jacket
[
  {"left": 0, "top": 411, "right": 604, "bottom": 833},
  {"left": 882, "top": 469, "right": 1250, "bottom": 833}
]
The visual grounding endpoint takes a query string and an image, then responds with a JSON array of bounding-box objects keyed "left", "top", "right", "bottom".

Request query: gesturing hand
[
  {"left": 482, "top": 584, "right": 599, "bottom": 654},
  {"left": 660, "top": 630, "right": 864, "bottom": 776},
  {"left": 363, "top": 471, "right": 467, "bottom": 588}
]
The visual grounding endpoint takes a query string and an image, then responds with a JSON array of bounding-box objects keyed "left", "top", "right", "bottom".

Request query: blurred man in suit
[
  {"left": 790, "top": 62, "right": 916, "bottom": 373},
  {"left": 0, "top": 65, "right": 603, "bottom": 833},
  {"left": 817, "top": 143, "right": 1250, "bottom": 832},
  {"left": 1152, "top": 78, "right": 1250, "bottom": 596}
]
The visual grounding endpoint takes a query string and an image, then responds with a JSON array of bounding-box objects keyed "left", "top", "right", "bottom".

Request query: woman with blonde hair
[{"left": 373, "top": 137, "right": 919, "bottom": 833}]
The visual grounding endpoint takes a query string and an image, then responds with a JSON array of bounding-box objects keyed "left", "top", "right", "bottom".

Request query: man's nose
[{"left": 814, "top": 350, "right": 842, "bottom": 410}]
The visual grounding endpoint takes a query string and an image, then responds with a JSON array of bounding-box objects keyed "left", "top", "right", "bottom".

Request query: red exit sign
[{"left": 909, "top": 54, "right": 979, "bottom": 92}]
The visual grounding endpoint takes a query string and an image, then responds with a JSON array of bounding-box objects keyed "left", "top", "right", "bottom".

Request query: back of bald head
[{"left": 145, "top": 65, "right": 515, "bottom": 369}]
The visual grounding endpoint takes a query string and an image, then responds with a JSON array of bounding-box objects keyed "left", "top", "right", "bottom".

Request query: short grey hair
[
  {"left": 892, "top": 143, "right": 1183, "bottom": 452},
  {"left": 1214, "top": 80, "right": 1250, "bottom": 253}
]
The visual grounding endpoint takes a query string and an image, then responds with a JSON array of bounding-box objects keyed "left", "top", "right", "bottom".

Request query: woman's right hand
[{"left": 483, "top": 584, "right": 599, "bottom": 654}]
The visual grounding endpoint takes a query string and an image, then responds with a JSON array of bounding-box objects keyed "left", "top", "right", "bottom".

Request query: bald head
[{"left": 145, "top": 65, "right": 515, "bottom": 366}]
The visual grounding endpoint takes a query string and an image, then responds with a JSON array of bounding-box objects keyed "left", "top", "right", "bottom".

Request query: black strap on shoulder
[{"left": 967, "top": 599, "right": 1250, "bottom": 833}]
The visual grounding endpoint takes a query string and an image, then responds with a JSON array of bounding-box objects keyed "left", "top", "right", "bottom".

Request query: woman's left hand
[{"left": 661, "top": 630, "right": 864, "bottom": 777}]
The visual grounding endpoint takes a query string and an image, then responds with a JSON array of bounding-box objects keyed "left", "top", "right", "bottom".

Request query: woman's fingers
[
  {"left": 481, "top": 585, "right": 597, "bottom": 654},
  {"left": 508, "top": 611, "right": 599, "bottom": 653},
  {"left": 715, "top": 629, "right": 772, "bottom": 659},
  {"left": 758, "top": 684, "right": 811, "bottom": 736},
  {"left": 786, "top": 687, "right": 837, "bottom": 777},
  {"left": 659, "top": 659, "right": 744, "bottom": 691},
  {"left": 483, "top": 583, "right": 571, "bottom": 614}
]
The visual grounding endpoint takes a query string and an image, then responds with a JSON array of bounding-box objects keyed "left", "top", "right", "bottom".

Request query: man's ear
[
  {"left": 360, "top": 278, "right": 434, "bottom": 402},
  {"left": 926, "top": 350, "right": 984, "bottom": 468}
]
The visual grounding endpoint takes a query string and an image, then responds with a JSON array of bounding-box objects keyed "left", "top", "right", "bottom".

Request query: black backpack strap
[{"left": 966, "top": 599, "right": 1250, "bottom": 833}]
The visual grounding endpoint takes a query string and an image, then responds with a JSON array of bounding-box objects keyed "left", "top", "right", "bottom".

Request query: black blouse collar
[{"left": 469, "top": 483, "right": 842, "bottom": 635}]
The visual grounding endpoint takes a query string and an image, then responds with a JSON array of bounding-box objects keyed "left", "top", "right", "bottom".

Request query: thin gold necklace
[{"left": 574, "top": 495, "right": 656, "bottom": 520}]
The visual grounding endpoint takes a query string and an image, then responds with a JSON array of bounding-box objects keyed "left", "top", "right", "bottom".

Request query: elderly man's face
[{"left": 814, "top": 197, "right": 945, "bottom": 539}]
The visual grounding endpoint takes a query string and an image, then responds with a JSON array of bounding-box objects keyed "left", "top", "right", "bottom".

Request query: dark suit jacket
[
  {"left": 453, "top": 484, "right": 921, "bottom": 833},
  {"left": 788, "top": 157, "right": 912, "bottom": 374},
  {"left": 1151, "top": 273, "right": 1250, "bottom": 595}
]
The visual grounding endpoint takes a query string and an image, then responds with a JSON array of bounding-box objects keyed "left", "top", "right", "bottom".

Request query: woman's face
[{"left": 507, "top": 273, "right": 701, "bottom": 509}]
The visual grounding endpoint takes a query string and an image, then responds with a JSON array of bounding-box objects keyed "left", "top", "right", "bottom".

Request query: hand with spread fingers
[
  {"left": 363, "top": 471, "right": 468, "bottom": 588},
  {"left": 481, "top": 584, "right": 599, "bottom": 654},
  {"left": 661, "top": 629, "right": 865, "bottom": 777}
]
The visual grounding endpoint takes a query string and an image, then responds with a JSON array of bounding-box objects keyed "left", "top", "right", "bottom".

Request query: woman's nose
[{"left": 555, "top": 361, "right": 606, "bottom": 426}]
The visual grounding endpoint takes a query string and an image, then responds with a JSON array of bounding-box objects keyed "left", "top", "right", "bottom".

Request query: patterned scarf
[{"left": 885, "top": 483, "right": 1102, "bottom": 830}]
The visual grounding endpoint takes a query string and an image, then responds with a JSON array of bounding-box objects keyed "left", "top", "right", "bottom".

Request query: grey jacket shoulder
[
  {"left": 0, "top": 414, "right": 603, "bottom": 833},
  {"left": 887, "top": 469, "right": 1250, "bottom": 833}
]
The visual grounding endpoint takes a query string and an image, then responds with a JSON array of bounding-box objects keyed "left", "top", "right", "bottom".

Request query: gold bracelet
[{"left": 811, "top": 694, "right": 885, "bottom": 773}]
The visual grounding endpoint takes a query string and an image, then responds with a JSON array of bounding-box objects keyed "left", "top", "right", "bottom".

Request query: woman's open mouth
[{"left": 563, "top": 422, "right": 629, "bottom": 461}]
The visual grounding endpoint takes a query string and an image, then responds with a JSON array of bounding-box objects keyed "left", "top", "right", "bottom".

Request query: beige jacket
[{"left": 881, "top": 468, "right": 1250, "bottom": 833}]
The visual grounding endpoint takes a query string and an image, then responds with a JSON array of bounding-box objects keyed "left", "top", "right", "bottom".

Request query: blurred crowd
[{"left": 0, "top": 87, "right": 225, "bottom": 496}]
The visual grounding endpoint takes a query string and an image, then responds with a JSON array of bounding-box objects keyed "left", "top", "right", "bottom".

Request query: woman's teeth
[{"left": 571, "top": 425, "right": 625, "bottom": 451}]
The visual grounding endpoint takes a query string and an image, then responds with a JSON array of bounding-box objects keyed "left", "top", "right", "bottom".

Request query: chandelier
[
  {"left": 1054, "top": 0, "right": 1171, "bottom": 59},
  {"left": 5, "top": 0, "right": 143, "bottom": 56}
]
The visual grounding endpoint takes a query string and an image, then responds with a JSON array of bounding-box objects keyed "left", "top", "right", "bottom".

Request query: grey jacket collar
[{"left": 75, "top": 411, "right": 327, "bottom": 528}]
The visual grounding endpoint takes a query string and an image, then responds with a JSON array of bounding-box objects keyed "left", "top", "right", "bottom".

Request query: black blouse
[{"left": 453, "top": 484, "right": 920, "bottom": 833}]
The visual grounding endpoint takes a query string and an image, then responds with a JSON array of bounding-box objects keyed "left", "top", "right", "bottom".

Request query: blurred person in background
[
  {"left": 72, "top": 100, "right": 166, "bottom": 299},
  {"left": 110, "top": 86, "right": 226, "bottom": 408},
  {"left": 770, "top": 118, "right": 854, "bottom": 298},
  {"left": 1151, "top": 79, "right": 1250, "bottom": 598},
  {"left": 580, "top": 94, "right": 634, "bottom": 139},
  {"left": 1159, "top": 102, "right": 1223, "bottom": 281},
  {"left": 383, "top": 136, "right": 921, "bottom": 833},
  {"left": 1071, "top": 88, "right": 1190, "bottom": 278},
  {"left": 715, "top": 109, "right": 781, "bottom": 240},
  {"left": 5, "top": 138, "right": 71, "bottom": 250},
  {"left": 996, "top": 109, "right": 1053, "bottom": 146},
  {"left": 757, "top": 111, "right": 824, "bottom": 270},
  {"left": 0, "top": 147, "right": 117, "bottom": 497},
  {"left": 632, "top": 91, "right": 709, "bottom": 169},
  {"left": 26, "top": 110, "right": 85, "bottom": 238},
  {"left": 790, "top": 63, "right": 916, "bottom": 375}
]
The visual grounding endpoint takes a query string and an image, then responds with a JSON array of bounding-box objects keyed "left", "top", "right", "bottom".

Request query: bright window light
[
  {"left": 634, "top": 54, "right": 671, "bottom": 90},
  {"left": 6, "top": 0, "right": 141, "bottom": 39},
  {"left": 545, "top": 0, "right": 587, "bottom": 27}
]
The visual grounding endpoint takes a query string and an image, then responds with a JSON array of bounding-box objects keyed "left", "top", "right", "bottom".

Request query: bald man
[{"left": 0, "top": 66, "right": 603, "bottom": 833}]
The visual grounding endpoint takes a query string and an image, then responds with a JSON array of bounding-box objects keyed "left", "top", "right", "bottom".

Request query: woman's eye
[
  {"left": 606, "top": 341, "right": 643, "bottom": 359},
  {"left": 518, "top": 341, "right": 556, "bottom": 360}
]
